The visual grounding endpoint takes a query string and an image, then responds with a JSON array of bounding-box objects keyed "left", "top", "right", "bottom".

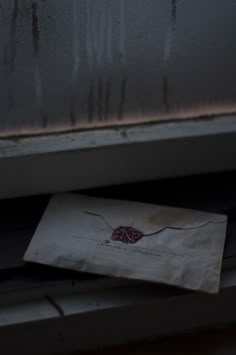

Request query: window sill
[{"left": 0, "top": 114, "right": 235, "bottom": 198}]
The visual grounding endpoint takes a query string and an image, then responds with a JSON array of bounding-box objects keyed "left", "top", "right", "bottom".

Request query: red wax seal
[{"left": 111, "top": 226, "right": 144, "bottom": 244}]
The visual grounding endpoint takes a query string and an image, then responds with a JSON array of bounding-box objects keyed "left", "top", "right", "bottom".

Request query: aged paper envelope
[{"left": 24, "top": 194, "right": 227, "bottom": 293}]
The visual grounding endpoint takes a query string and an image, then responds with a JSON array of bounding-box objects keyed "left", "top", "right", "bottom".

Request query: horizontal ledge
[
  {"left": 0, "top": 115, "right": 236, "bottom": 159},
  {"left": 0, "top": 267, "right": 235, "bottom": 329}
]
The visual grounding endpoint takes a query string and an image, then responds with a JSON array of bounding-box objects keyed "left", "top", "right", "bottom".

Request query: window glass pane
[{"left": 1, "top": 0, "right": 236, "bottom": 137}]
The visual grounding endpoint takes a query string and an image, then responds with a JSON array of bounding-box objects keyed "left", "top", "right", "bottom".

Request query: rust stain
[
  {"left": 171, "top": 0, "right": 177, "bottom": 26},
  {"left": 162, "top": 73, "right": 169, "bottom": 112},
  {"left": 97, "top": 77, "right": 104, "bottom": 121},
  {"left": 88, "top": 82, "right": 94, "bottom": 122},
  {"left": 162, "top": 0, "right": 177, "bottom": 113},
  {"left": 32, "top": 1, "right": 39, "bottom": 53},
  {"left": 70, "top": 0, "right": 80, "bottom": 127},
  {"left": 10, "top": 0, "right": 18, "bottom": 70},
  {"left": 70, "top": 104, "right": 76, "bottom": 126},
  {"left": 70, "top": 89, "right": 77, "bottom": 126},
  {"left": 31, "top": 1, "right": 48, "bottom": 128},
  {"left": 118, "top": 76, "right": 128, "bottom": 120},
  {"left": 5, "top": 0, "right": 19, "bottom": 120},
  {"left": 104, "top": 77, "right": 112, "bottom": 121}
]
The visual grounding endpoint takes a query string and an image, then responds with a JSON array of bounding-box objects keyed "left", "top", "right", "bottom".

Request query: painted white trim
[
  {"left": 0, "top": 115, "right": 236, "bottom": 158},
  {"left": 0, "top": 115, "right": 236, "bottom": 198},
  {"left": 0, "top": 268, "right": 235, "bottom": 328},
  {"left": 0, "top": 268, "right": 236, "bottom": 354}
]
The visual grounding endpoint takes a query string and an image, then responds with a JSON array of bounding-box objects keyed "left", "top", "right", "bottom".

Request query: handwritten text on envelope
[{"left": 24, "top": 194, "right": 227, "bottom": 293}]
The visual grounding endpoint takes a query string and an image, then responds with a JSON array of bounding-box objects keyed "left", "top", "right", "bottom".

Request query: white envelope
[{"left": 24, "top": 194, "right": 227, "bottom": 293}]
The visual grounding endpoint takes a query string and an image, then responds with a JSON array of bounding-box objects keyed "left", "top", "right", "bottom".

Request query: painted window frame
[{"left": 0, "top": 114, "right": 235, "bottom": 199}]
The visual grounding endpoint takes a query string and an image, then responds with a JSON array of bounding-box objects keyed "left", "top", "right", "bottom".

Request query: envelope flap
[{"left": 70, "top": 194, "right": 227, "bottom": 235}]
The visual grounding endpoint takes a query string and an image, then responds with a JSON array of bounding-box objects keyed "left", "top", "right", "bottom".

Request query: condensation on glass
[{"left": 0, "top": 0, "right": 236, "bottom": 137}]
